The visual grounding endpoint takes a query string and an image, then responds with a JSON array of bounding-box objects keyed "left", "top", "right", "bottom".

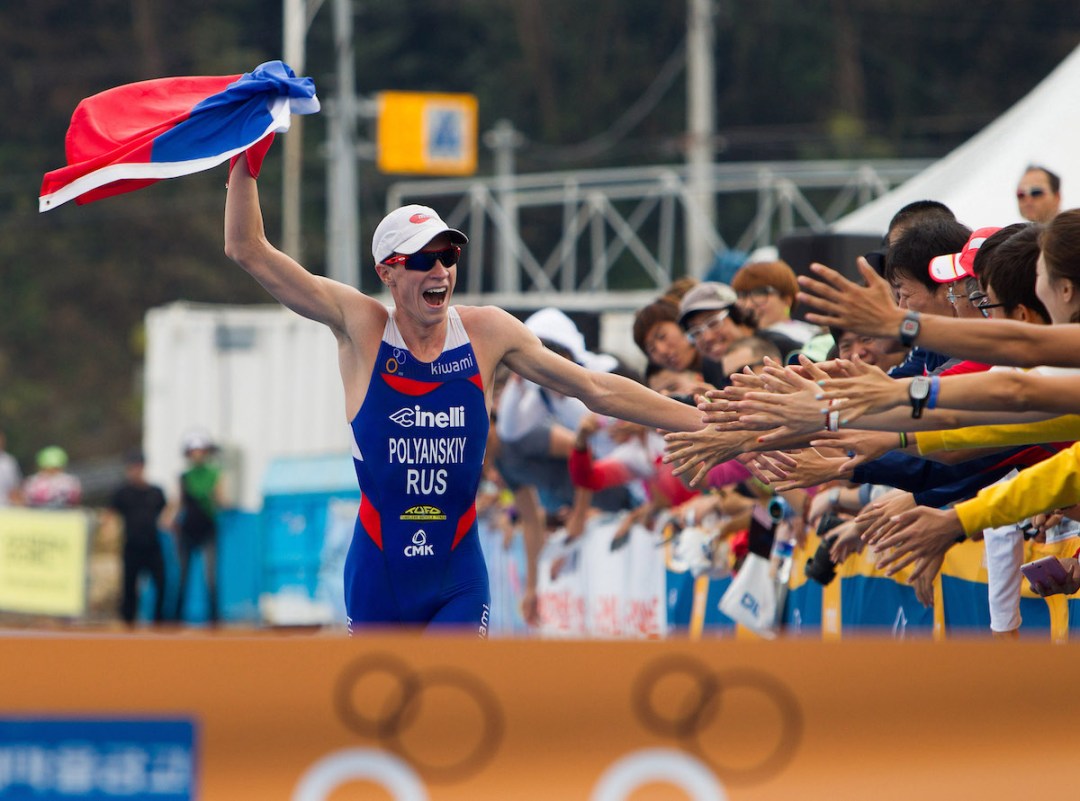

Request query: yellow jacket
[
  {"left": 955, "top": 441, "right": 1080, "bottom": 535},
  {"left": 916, "top": 415, "right": 1080, "bottom": 454}
]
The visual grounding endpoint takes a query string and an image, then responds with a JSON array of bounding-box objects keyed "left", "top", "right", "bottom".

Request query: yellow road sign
[{"left": 377, "top": 91, "right": 478, "bottom": 175}]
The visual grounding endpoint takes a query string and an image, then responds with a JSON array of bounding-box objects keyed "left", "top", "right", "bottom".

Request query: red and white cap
[
  {"left": 928, "top": 226, "right": 1002, "bottom": 283},
  {"left": 372, "top": 204, "right": 467, "bottom": 265}
]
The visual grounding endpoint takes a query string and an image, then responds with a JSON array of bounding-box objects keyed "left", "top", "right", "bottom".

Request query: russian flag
[{"left": 39, "top": 60, "right": 319, "bottom": 212}]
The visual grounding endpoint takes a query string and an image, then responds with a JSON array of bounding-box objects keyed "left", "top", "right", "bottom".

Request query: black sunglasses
[{"left": 383, "top": 245, "right": 461, "bottom": 271}]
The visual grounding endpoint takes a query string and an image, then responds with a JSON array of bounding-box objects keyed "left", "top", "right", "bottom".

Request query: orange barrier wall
[{"left": 1, "top": 632, "right": 1077, "bottom": 800}]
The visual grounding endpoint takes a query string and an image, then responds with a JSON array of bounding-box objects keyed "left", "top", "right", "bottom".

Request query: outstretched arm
[
  {"left": 821, "top": 369, "right": 1080, "bottom": 425},
  {"left": 797, "top": 258, "right": 1080, "bottom": 369},
  {"left": 489, "top": 308, "right": 705, "bottom": 434}
]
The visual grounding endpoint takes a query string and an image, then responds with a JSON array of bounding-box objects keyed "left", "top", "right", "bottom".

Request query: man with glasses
[
  {"left": 928, "top": 227, "right": 1002, "bottom": 321},
  {"left": 1016, "top": 165, "right": 1061, "bottom": 225},
  {"left": 224, "top": 158, "right": 704, "bottom": 634},
  {"left": 677, "top": 282, "right": 801, "bottom": 382}
]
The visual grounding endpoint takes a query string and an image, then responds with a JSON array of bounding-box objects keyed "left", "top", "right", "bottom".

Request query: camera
[{"left": 804, "top": 512, "right": 847, "bottom": 587}]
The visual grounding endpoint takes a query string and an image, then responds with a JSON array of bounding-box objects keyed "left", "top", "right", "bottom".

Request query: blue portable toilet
[{"left": 259, "top": 452, "right": 359, "bottom": 624}]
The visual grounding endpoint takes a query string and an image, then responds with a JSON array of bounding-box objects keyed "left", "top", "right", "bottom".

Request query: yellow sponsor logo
[{"left": 400, "top": 505, "right": 447, "bottom": 521}]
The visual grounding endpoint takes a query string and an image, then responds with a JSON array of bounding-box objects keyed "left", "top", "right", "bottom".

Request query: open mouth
[{"left": 423, "top": 287, "right": 448, "bottom": 307}]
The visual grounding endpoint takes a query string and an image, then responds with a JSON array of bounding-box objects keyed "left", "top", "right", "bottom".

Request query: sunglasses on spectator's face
[
  {"left": 383, "top": 245, "right": 461, "bottom": 271},
  {"left": 1017, "top": 188, "right": 1047, "bottom": 200}
]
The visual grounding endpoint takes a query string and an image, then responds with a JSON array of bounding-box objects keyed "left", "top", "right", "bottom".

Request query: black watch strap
[
  {"left": 909, "top": 376, "right": 930, "bottom": 419},
  {"left": 899, "top": 311, "right": 921, "bottom": 347}
]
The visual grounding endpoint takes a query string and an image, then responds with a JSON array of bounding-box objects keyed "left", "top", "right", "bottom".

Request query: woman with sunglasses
[{"left": 224, "top": 155, "right": 704, "bottom": 635}]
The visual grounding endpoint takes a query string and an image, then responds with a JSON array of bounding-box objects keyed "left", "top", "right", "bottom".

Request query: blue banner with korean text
[{"left": 0, "top": 719, "right": 196, "bottom": 800}]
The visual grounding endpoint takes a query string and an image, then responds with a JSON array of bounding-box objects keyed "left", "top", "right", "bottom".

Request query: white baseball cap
[
  {"left": 371, "top": 204, "right": 468, "bottom": 265},
  {"left": 182, "top": 428, "right": 216, "bottom": 454},
  {"left": 927, "top": 226, "right": 1001, "bottom": 283},
  {"left": 677, "top": 281, "right": 738, "bottom": 328}
]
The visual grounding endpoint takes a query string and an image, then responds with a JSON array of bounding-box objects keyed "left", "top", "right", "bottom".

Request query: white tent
[{"left": 833, "top": 43, "right": 1080, "bottom": 236}]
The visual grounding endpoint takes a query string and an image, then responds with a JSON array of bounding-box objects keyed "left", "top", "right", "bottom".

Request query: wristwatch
[
  {"left": 909, "top": 375, "right": 931, "bottom": 419},
  {"left": 899, "top": 311, "right": 921, "bottom": 346}
]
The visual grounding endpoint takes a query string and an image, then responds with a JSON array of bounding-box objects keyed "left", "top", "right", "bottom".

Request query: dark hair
[
  {"left": 727, "top": 302, "right": 758, "bottom": 329},
  {"left": 982, "top": 225, "right": 1048, "bottom": 321},
  {"left": 632, "top": 298, "right": 680, "bottom": 354},
  {"left": 885, "top": 218, "right": 971, "bottom": 291},
  {"left": 1024, "top": 164, "right": 1061, "bottom": 195},
  {"left": 970, "top": 223, "right": 1028, "bottom": 280},
  {"left": 886, "top": 200, "right": 956, "bottom": 243},
  {"left": 1039, "top": 209, "right": 1080, "bottom": 322}
]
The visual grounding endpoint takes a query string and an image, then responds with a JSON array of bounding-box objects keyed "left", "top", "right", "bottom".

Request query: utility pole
[
  {"left": 686, "top": 0, "right": 717, "bottom": 277},
  {"left": 483, "top": 119, "right": 524, "bottom": 294},
  {"left": 282, "top": 0, "right": 326, "bottom": 262},
  {"left": 325, "top": 0, "right": 359, "bottom": 287}
]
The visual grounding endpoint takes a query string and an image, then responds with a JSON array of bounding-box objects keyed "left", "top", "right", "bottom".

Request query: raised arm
[{"left": 224, "top": 158, "right": 377, "bottom": 336}]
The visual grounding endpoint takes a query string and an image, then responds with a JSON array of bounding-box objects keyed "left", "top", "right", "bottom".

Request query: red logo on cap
[{"left": 409, "top": 213, "right": 431, "bottom": 224}]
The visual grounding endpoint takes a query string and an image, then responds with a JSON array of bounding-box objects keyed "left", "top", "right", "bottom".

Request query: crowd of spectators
[{"left": 482, "top": 163, "right": 1080, "bottom": 638}]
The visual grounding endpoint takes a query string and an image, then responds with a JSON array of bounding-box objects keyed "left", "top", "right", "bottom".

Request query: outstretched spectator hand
[
  {"left": 796, "top": 258, "right": 905, "bottom": 337},
  {"left": 663, "top": 428, "right": 755, "bottom": 487},
  {"left": 729, "top": 366, "right": 824, "bottom": 432},
  {"left": 734, "top": 357, "right": 862, "bottom": 445},
  {"left": 811, "top": 429, "right": 902, "bottom": 473},
  {"left": 745, "top": 447, "right": 851, "bottom": 492},
  {"left": 817, "top": 360, "right": 908, "bottom": 423},
  {"left": 829, "top": 519, "right": 867, "bottom": 564},
  {"left": 873, "top": 505, "right": 963, "bottom": 579},
  {"left": 697, "top": 389, "right": 742, "bottom": 428},
  {"left": 857, "top": 489, "right": 916, "bottom": 546},
  {"left": 910, "top": 553, "right": 945, "bottom": 608}
]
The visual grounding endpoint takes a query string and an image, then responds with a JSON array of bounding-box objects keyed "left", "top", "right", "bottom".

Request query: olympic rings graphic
[
  {"left": 631, "top": 655, "right": 803, "bottom": 786},
  {"left": 333, "top": 654, "right": 504, "bottom": 784}
]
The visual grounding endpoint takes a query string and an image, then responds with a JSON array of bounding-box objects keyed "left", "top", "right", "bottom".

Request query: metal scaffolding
[{"left": 383, "top": 158, "right": 929, "bottom": 309}]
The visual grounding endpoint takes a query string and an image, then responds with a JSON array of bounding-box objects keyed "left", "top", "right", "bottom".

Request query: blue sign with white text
[{"left": 0, "top": 719, "right": 196, "bottom": 800}]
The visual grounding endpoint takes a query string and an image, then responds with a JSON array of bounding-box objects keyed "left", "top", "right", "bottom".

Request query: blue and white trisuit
[{"left": 344, "top": 307, "right": 491, "bottom": 634}]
